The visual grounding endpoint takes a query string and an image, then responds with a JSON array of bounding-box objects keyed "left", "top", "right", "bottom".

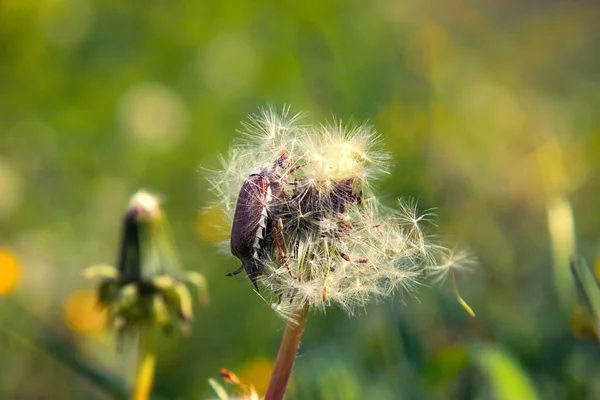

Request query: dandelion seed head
[{"left": 211, "top": 107, "right": 474, "bottom": 318}]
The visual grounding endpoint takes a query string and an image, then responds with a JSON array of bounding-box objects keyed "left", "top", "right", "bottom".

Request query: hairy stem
[
  {"left": 265, "top": 304, "right": 309, "bottom": 400},
  {"left": 132, "top": 325, "right": 156, "bottom": 400}
]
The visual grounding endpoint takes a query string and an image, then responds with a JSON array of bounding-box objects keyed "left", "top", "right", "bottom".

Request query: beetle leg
[
  {"left": 340, "top": 252, "right": 369, "bottom": 264},
  {"left": 286, "top": 162, "right": 306, "bottom": 175},
  {"left": 225, "top": 265, "right": 244, "bottom": 276},
  {"left": 356, "top": 190, "right": 363, "bottom": 204},
  {"left": 273, "top": 218, "right": 295, "bottom": 279}
]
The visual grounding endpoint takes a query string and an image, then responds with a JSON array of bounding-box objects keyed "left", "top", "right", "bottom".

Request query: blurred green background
[{"left": 1, "top": 0, "right": 600, "bottom": 399}]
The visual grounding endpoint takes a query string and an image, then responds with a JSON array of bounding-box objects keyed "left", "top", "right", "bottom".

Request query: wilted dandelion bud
[
  {"left": 84, "top": 191, "right": 209, "bottom": 337},
  {"left": 212, "top": 108, "right": 473, "bottom": 318}
]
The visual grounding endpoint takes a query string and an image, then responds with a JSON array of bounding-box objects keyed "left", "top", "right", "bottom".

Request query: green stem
[
  {"left": 265, "top": 304, "right": 309, "bottom": 400},
  {"left": 132, "top": 325, "right": 156, "bottom": 400}
]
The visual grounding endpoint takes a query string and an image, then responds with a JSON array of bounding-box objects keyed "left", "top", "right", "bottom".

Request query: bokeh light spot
[
  {"left": 0, "top": 160, "right": 22, "bottom": 219},
  {"left": 38, "top": 0, "right": 95, "bottom": 48},
  {"left": 118, "top": 82, "right": 189, "bottom": 148},
  {"left": 199, "top": 33, "right": 259, "bottom": 100},
  {"left": 64, "top": 290, "right": 107, "bottom": 337},
  {"left": 0, "top": 249, "right": 20, "bottom": 295}
]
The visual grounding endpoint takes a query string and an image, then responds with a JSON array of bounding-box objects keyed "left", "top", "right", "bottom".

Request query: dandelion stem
[
  {"left": 132, "top": 324, "right": 157, "bottom": 400},
  {"left": 265, "top": 304, "right": 309, "bottom": 400}
]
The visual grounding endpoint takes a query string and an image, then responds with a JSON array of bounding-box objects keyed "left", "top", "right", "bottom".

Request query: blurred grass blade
[
  {"left": 547, "top": 196, "right": 577, "bottom": 311},
  {"left": 1, "top": 329, "right": 128, "bottom": 400},
  {"left": 472, "top": 346, "right": 539, "bottom": 400},
  {"left": 570, "top": 258, "right": 600, "bottom": 337},
  {"left": 0, "top": 299, "right": 128, "bottom": 399}
]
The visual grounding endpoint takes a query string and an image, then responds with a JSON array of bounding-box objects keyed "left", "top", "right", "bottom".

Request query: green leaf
[{"left": 471, "top": 346, "right": 539, "bottom": 400}]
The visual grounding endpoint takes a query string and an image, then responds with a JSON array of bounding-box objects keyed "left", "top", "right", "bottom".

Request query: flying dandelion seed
[{"left": 211, "top": 107, "right": 473, "bottom": 318}]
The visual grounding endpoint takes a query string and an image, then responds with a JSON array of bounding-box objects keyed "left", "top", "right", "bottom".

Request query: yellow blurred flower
[
  {"left": 237, "top": 358, "right": 296, "bottom": 398},
  {"left": 238, "top": 358, "right": 274, "bottom": 397},
  {"left": 0, "top": 249, "right": 20, "bottom": 295},
  {"left": 64, "top": 289, "right": 107, "bottom": 337}
]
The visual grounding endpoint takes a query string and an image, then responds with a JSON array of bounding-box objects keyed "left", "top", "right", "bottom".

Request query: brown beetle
[
  {"left": 228, "top": 171, "right": 273, "bottom": 290},
  {"left": 228, "top": 152, "right": 302, "bottom": 290}
]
